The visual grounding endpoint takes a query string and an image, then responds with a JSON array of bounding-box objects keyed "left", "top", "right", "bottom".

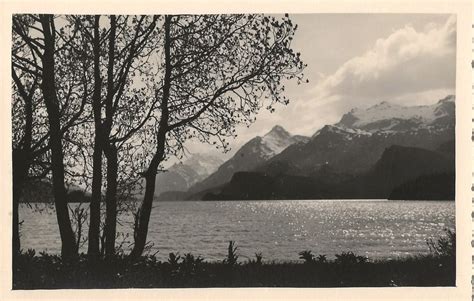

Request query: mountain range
[
  {"left": 156, "top": 95, "right": 455, "bottom": 201},
  {"left": 185, "top": 125, "right": 308, "bottom": 195},
  {"left": 154, "top": 154, "right": 224, "bottom": 196}
]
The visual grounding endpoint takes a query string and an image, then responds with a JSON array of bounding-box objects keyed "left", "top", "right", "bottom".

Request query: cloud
[{"left": 312, "top": 15, "right": 456, "bottom": 101}]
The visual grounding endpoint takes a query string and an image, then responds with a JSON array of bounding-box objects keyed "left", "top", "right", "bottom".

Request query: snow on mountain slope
[
  {"left": 260, "top": 125, "right": 298, "bottom": 159},
  {"left": 154, "top": 153, "right": 223, "bottom": 196},
  {"left": 264, "top": 96, "right": 455, "bottom": 178},
  {"left": 312, "top": 124, "right": 372, "bottom": 139},
  {"left": 177, "top": 153, "right": 224, "bottom": 178},
  {"left": 187, "top": 125, "right": 307, "bottom": 194},
  {"left": 336, "top": 95, "right": 454, "bottom": 132}
]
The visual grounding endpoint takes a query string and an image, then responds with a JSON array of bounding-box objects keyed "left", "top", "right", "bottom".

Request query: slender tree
[
  {"left": 11, "top": 65, "right": 39, "bottom": 255},
  {"left": 12, "top": 14, "right": 89, "bottom": 258},
  {"left": 12, "top": 13, "right": 305, "bottom": 261},
  {"left": 12, "top": 14, "right": 51, "bottom": 256},
  {"left": 130, "top": 14, "right": 306, "bottom": 258},
  {"left": 39, "top": 14, "right": 78, "bottom": 258},
  {"left": 100, "top": 15, "right": 158, "bottom": 257},
  {"left": 86, "top": 14, "right": 104, "bottom": 258},
  {"left": 71, "top": 15, "right": 159, "bottom": 257}
]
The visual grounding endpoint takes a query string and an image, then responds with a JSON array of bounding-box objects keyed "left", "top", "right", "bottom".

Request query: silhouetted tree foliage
[
  {"left": 12, "top": 14, "right": 91, "bottom": 258},
  {"left": 130, "top": 14, "right": 306, "bottom": 258},
  {"left": 12, "top": 13, "right": 306, "bottom": 260},
  {"left": 66, "top": 14, "right": 159, "bottom": 258}
]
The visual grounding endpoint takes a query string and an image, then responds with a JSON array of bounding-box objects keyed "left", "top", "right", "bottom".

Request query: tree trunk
[
  {"left": 12, "top": 163, "right": 22, "bottom": 271},
  {"left": 129, "top": 15, "right": 172, "bottom": 259},
  {"left": 12, "top": 191, "right": 20, "bottom": 256},
  {"left": 129, "top": 160, "right": 159, "bottom": 259},
  {"left": 104, "top": 145, "right": 118, "bottom": 257},
  {"left": 103, "top": 15, "right": 119, "bottom": 257},
  {"left": 87, "top": 137, "right": 102, "bottom": 258},
  {"left": 87, "top": 15, "right": 103, "bottom": 259},
  {"left": 12, "top": 61, "right": 34, "bottom": 257},
  {"left": 39, "top": 14, "right": 77, "bottom": 259},
  {"left": 12, "top": 151, "right": 26, "bottom": 256}
]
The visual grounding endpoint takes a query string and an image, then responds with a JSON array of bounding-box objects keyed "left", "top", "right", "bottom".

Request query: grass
[{"left": 13, "top": 234, "right": 455, "bottom": 289}]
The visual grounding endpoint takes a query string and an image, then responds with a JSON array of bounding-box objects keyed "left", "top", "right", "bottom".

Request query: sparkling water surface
[{"left": 19, "top": 200, "right": 454, "bottom": 261}]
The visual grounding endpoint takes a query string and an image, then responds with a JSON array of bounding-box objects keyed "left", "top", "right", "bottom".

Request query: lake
[{"left": 19, "top": 200, "right": 455, "bottom": 262}]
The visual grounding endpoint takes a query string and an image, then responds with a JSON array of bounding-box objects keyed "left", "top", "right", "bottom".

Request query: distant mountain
[
  {"left": 336, "top": 95, "right": 454, "bottom": 132},
  {"left": 154, "top": 154, "right": 223, "bottom": 196},
  {"left": 260, "top": 96, "right": 455, "bottom": 177},
  {"left": 157, "top": 96, "right": 455, "bottom": 201},
  {"left": 356, "top": 145, "right": 454, "bottom": 197},
  {"left": 195, "top": 96, "right": 455, "bottom": 201},
  {"left": 203, "top": 145, "right": 454, "bottom": 200},
  {"left": 186, "top": 125, "right": 308, "bottom": 195},
  {"left": 388, "top": 173, "right": 455, "bottom": 200},
  {"left": 202, "top": 171, "right": 319, "bottom": 200}
]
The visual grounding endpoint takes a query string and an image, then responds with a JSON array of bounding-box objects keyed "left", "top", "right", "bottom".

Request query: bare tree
[
  {"left": 11, "top": 24, "right": 44, "bottom": 254},
  {"left": 12, "top": 14, "right": 89, "bottom": 258},
  {"left": 129, "top": 14, "right": 306, "bottom": 258},
  {"left": 71, "top": 15, "right": 159, "bottom": 257},
  {"left": 12, "top": 13, "right": 305, "bottom": 261}
]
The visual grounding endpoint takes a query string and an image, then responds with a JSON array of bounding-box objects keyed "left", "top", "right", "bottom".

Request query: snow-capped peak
[
  {"left": 265, "top": 125, "right": 291, "bottom": 138},
  {"left": 336, "top": 96, "right": 455, "bottom": 132},
  {"left": 172, "top": 153, "right": 223, "bottom": 178},
  {"left": 311, "top": 124, "right": 372, "bottom": 139},
  {"left": 259, "top": 125, "right": 295, "bottom": 158}
]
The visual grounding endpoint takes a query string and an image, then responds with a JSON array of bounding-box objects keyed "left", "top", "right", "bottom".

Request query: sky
[{"left": 181, "top": 14, "right": 456, "bottom": 163}]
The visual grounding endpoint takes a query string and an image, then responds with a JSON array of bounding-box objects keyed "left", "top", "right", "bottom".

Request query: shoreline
[
  {"left": 14, "top": 231, "right": 455, "bottom": 289},
  {"left": 13, "top": 250, "right": 455, "bottom": 289}
]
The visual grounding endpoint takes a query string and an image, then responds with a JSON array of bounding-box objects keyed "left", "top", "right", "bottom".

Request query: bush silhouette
[
  {"left": 427, "top": 228, "right": 455, "bottom": 258},
  {"left": 298, "top": 250, "right": 315, "bottom": 263},
  {"left": 335, "top": 252, "right": 368, "bottom": 265},
  {"left": 223, "top": 241, "right": 238, "bottom": 265}
]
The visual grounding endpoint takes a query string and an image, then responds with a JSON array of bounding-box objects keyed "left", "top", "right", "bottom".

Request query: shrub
[
  {"left": 316, "top": 254, "right": 327, "bottom": 263},
  {"left": 298, "top": 250, "right": 315, "bottom": 263},
  {"left": 254, "top": 252, "right": 263, "bottom": 265},
  {"left": 223, "top": 241, "right": 238, "bottom": 266},
  {"left": 335, "top": 252, "right": 367, "bottom": 265},
  {"left": 427, "top": 228, "right": 455, "bottom": 258},
  {"left": 248, "top": 252, "right": 263, "bottom": 265},
  {"left": 168, "top": 252, "right": 181, "bottom": 267},
  {"left": 24, "top": 249, "right": 36, "bottom": 259},
  {"left": 182, "top": 253, "right": 204, "bottom": 266},
  {"left": 180, "top": 253, "right": 205, "bottom": 278}
]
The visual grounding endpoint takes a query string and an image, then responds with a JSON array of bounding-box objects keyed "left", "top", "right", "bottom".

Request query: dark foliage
[
  {"left": 14, "top": 235, "right": 455, "bottom": 288},
  {"left": 298, "top": 250, "right": 315, "bottom": 263},
  {"left": 334, "top": 252, "right": 368, "bottom": 265},
  {"left": 167, "top": 252, "right": 181, "bottom": 267},
  {"left": 223, "top": 241, "right": 238, "bottom": 266},
  {"left": 389, "top": 173, "right": 455, "bottom": 200},
  {"left": 427, "top": 228, "right": 456, "bottom": 258},
  {"left": 316, "top": 254, "right": 328, "bottom": 263},
  {"left": 13, "top": 252, "right": 455, "bottom": 288}
]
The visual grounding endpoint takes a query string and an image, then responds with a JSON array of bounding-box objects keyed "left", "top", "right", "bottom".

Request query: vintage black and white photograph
[{"left": 11, "top": 12, "right": 458, "bottom": 289}]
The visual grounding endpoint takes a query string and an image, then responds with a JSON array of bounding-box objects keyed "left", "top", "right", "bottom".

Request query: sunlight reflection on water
[{"left": 19, "top": 200, "right": 454, "bottom": 261}]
